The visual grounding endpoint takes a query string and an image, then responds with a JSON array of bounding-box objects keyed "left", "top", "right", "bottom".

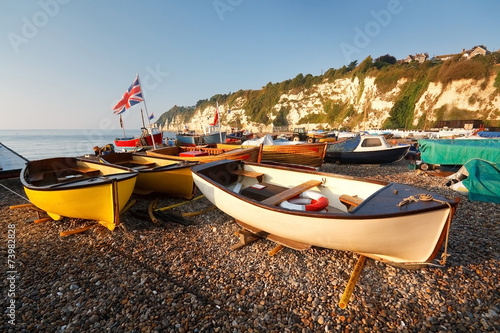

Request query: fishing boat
[
  {"left": 145, "top": 145, "right": 262, "bottom": 163},
  {"left": 114, "top": 126, "right": 163, "bottom": 150},
  {"left": 218, "top": 135, "right": 327, "bottom": 168},
  {"left": 0, "top": 142, "right": 28, "bottom": 179},
  {"left": 20, "top": 157, "right": 138, "bottom": 230},
  {"left": 176, "top": 130, "right": 203, "bottom": 147},
  {"left": 226, "top": 129, "right": 254, "bottom": 144},
  {"left": 191, "top": 159, "right": 459, "bottom": 267},
  {"left": 99, "top": 152, "right": 197, "bottom": 198},
  {"left": 324, "top": 135, "right": 410, "bottom": 164}
]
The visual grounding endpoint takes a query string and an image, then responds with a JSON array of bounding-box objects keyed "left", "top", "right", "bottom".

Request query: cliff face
[{"left": 164, "top": 73, "right": 500, "bottom": 133}]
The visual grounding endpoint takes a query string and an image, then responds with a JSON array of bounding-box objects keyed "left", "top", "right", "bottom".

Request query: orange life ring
[{"left": 279, "top": 190, "right": 329, "bottom": 211}]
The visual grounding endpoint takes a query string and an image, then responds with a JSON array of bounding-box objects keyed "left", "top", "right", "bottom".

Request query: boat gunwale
[
  {"left": 21, "top": 157, "right": 138, "bottom": 191},
  {"left": 192, "top": 160, "right": 457, "bottom": 220}
]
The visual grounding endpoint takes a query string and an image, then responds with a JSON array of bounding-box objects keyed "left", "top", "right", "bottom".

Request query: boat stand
[{"left": 231, "top": 219, "right": 311, "bottom": 255}]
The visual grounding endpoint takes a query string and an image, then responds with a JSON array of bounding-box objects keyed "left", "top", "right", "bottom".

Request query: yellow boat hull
[
  {"left": 21, "top": 157, "right": 137, "bottom": 230},
  {"left": 135, "top": 166, "right": 195, "bottom": 198}
]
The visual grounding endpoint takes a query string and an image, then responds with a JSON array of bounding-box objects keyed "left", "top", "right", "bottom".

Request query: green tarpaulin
[
  {"left": 461, "top": 159, "right": 500, "bottom": 203},
  {"left": 419, "top": 139, "right": 500, "bottom": 165}
]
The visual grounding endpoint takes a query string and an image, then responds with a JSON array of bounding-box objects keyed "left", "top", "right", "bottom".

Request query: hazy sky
[{"left": 1, "top": 0, "right": 499, "bottom": 130}]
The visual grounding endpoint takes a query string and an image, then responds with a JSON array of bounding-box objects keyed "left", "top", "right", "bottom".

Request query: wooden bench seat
[
  {"left": 261, "top": 180, "right": 322, "bottom": 206},
  {"left": 230, "top": 169, "right": 264, "bottom": 182}
]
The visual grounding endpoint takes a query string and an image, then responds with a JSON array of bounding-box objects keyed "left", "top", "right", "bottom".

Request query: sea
[{"left": 0, "top": 129, "right": 177, "bottom": 161}]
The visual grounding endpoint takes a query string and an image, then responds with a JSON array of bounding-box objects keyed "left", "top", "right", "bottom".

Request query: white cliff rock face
[{"left": 166, "top": 74, "right": 500, "bottom": 133}]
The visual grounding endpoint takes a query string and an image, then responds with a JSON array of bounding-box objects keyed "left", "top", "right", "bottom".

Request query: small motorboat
[
  {"left": 324, "top": 135, "right": 410, "bottom": 164},
  {"left": 191, "top": 159, "right": 459, "bottom": 267},
  {"left": 21, "top": 157, "right": 138, "bottom": 230},
  {"left": 99, "top": 152, "right": 197, "bottom": 198}
]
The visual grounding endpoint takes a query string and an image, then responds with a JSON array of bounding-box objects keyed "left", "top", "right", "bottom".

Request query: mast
[{"left": 136, "top": 73, "right": 157, "bottom": 149}]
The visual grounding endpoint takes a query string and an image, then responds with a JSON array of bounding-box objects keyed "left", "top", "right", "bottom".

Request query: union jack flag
[{"left": 112, "top": 75, "right": 143, "bottom": 115}]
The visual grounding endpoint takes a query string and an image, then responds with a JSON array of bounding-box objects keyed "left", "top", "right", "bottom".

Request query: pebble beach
[{"left": 1, "top": 160, "right": 499, "bottom": 332}]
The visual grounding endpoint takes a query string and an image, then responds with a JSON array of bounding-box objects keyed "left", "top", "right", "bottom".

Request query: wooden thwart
[
  {"left": 230, "top": 169, "right": 264, "bottom": 182},
  {"left": 261, "top": 180, "right": 322, "bottom": 206}
]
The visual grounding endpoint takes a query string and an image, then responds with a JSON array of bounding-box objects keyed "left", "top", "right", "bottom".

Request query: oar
[
  {"left": 339, "top": 255, "right": 366, "bottom": 309},
  {"left": 155, "top": 194, "right": 205, "bottom": 212}
]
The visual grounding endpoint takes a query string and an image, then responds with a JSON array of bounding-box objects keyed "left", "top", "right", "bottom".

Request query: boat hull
[
  {"left": 21, "top": 158, "right": 137, "bottom": 230},
  {"left": 191, "top": 160, "right": 458, "bottom": 266},
  {"left": 176, "top": 133, "right": 203, "bottom": 147},
  {"left": 115, "top": 132, "right": 163, "bottom": 148},
  {"left": 218, "top": 142, "right": 327, "bottom": 168},
  {"left": 100, "top": 152, "right": 196, "bottom": 198},
  {"left": 203, "top": 131, "right": 227, "bottom": 144},
  {"left": 324, "top": 145, "right": 410, "bottom": 164},
  {"left": 145, "top": 146, "right": 261, "bottom": 164}
]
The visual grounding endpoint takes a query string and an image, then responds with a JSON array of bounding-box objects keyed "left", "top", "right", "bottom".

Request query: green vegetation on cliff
[{"left": 156, "top": 50, "right": 500, "bottom": 130}]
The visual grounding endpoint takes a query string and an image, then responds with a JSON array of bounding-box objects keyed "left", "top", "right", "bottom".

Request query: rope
[
  {"left": 397, "top": 193, "right": 453, "bottom": 266},
  {"left": 0, "top": 183, "right": 31, "bottom": 202}
]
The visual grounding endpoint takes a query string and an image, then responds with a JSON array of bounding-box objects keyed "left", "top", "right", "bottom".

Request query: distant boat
[
  {"left": 146, "top": 145, "right": 262, "bottom": 164},
  {"left": 114, "top": 126, "right": 163, "bottom": 150},
  {"left": 21, "top": 157, "right": 137, "bottom": 230},
  {"left": 218, "top": 134, "right": 327, "bottom": 168},
  {"left": 0, "top": 142, "right": 28, "bottom": 179},
  {"left": 176, "top": 130, "right": 203, "bottom": 147},
  {"left": 99, "top": 152, "right": 197, "bottom": 198},
  {"left": 226, "top": 129, "right": 254, "bottom": 143},
  {"left": 191, "top": 159, "right": 459, "bottom": 267},
  {"left": 324, "top": 135, "right": 410, "bottom": 164}
]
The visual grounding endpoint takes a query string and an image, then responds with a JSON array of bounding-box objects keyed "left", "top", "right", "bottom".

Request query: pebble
[{"left": 0, "top": 160, "right": 498, "bottom": 332}]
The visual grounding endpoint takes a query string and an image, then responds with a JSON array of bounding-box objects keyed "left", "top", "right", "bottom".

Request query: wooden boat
[
  {"left": 145, "top": 145, "right": 261, "bottom": 163},
  {"left": 0, "top": 142, "right": 28, "bottom": 179},
  {"left": 324, "top": 135, "right": 410, "bottom": 164},
  {"left": 218, "top": 139, "right": 327, "bottom": 168},
  {"left": 21, "top": 157, "right": 138, "bottom": 230},
  {"left": 99, "top": 152, "right": 197, "bottom": 198},
  {"left": 191, "top": 159, "right": 459, "bottom": 267}
]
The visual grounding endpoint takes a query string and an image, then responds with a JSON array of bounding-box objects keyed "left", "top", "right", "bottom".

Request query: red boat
[{"left": 114, "top": 128, "right": 163, "bottom": 149}]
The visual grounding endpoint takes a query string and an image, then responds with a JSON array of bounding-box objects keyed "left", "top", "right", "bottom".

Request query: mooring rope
[
  {"left": 0, "top": 183, "right": 31, "bottom": 202},
  {"left": 398, "top": 193, "right": 453, "bottom": 266}
]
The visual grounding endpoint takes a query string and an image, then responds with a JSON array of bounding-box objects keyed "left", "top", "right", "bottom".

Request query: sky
[{"left": 1, "top": 0, "right": 499, "bottom": 130}]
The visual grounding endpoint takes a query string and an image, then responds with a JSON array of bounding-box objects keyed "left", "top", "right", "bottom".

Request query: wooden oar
[
  {"left": 339, "top": 255, "right": 366, "bottom": 309},
  {"left": 155, "top": 194, "right": 205, "bottom": 212}
]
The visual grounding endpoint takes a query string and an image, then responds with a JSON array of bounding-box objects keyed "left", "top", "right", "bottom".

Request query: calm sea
[{"left": 0, "top": 129, "right": 177, "bottom": 161}]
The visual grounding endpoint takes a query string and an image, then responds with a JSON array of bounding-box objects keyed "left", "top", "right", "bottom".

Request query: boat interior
[{"left": 26, "top": 158, "right": 101, "bottom": 186}]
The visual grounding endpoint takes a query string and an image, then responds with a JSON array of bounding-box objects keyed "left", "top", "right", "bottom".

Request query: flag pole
[
  {"left": 217, "top": 101, "right": 222, "bottom": 143},
  {"left": 119, "top": 114, "right": 126, "bottom": 138},
  {"left": 136, "top": 73, "right": 157, "bottom": 149}
]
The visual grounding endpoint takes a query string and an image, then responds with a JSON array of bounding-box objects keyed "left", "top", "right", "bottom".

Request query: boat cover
[
  {"left": 477, "top": 131, "right": 500, "bottom": 138},
  {"left": 419, "top": 139, "right": 500, "bottom": 165},
  {"left": 451, "top": 158, "right": 500, "bottom": 203},
  {"left": 326, "top": 135, "right": 360, "bottom": 152}
]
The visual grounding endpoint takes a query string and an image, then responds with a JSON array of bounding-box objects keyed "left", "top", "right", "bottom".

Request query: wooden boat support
[{"left": 231, "top": 220, "right": 311, "bottom": 252}]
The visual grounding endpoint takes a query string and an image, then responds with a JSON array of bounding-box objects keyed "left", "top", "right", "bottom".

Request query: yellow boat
[
  {"left": 21, "top": 157, "right": 138, "bottom": 231},
  {"left": 99, "top": 152, "right": 197, "bottom": 198}
]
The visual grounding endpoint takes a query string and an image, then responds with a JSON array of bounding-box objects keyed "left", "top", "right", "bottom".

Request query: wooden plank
[
  {"left": 261, "top": 180, "right": 322, "bottom": 206},
  {"left": 236, "top": 220, "right": 311, "bottom": 251},
  {"left": 230, "top": 169, "right": 264, "bottom": 182},
  {"left": 339, "top": 194, "right": 363, "bottom": 211}
]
